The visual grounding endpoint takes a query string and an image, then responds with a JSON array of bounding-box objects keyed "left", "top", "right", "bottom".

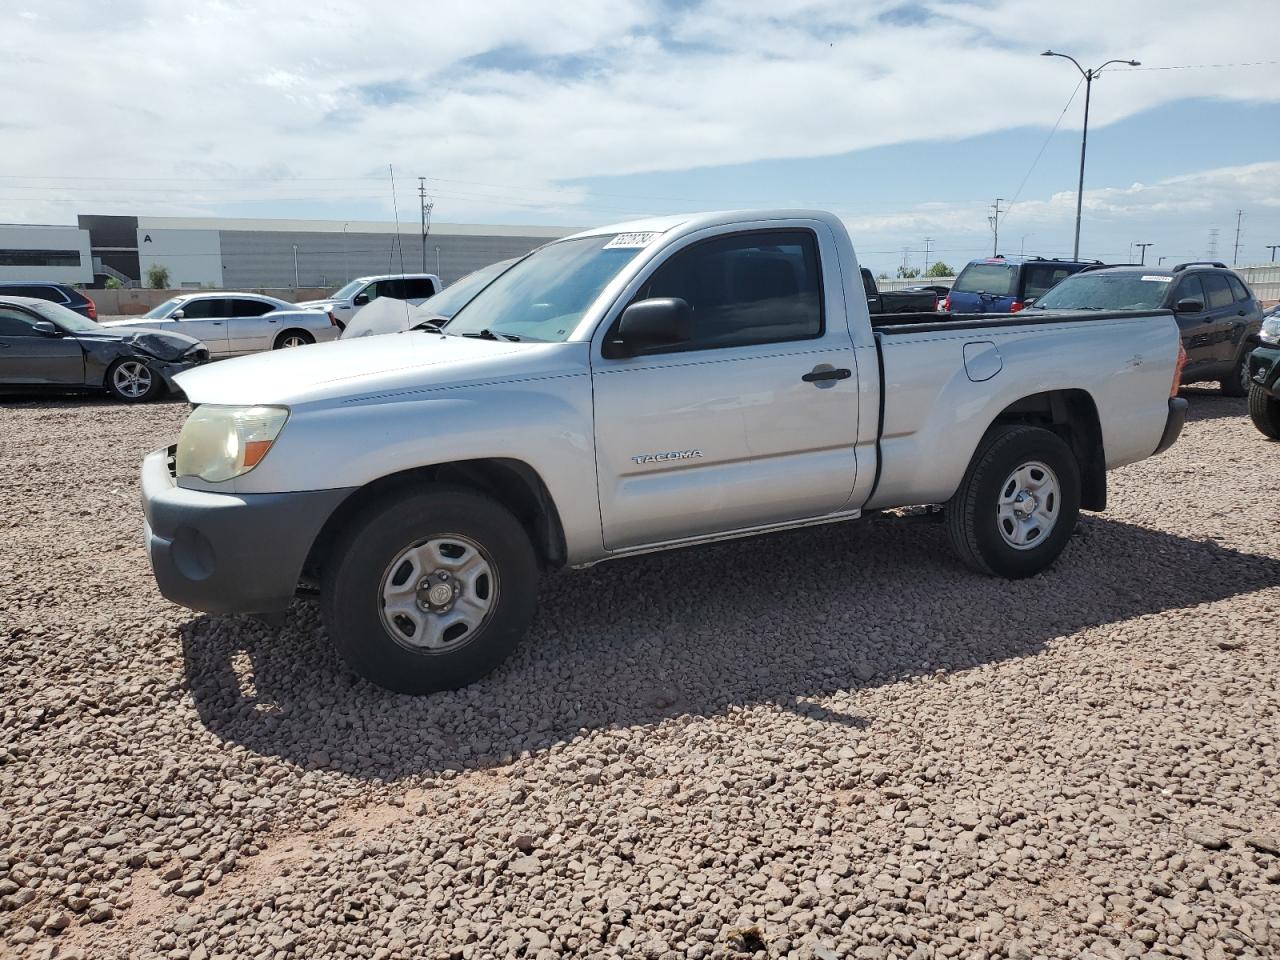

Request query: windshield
[
  {"left": 445, "top": 236, "right": 651, "bottom": 342},
  {"left": 1035, "top": 273, "right": 1170, "bottom": 311},
  {"left": 330, "top": 279, "right": 368, "bottom": 300},
  {"left": 953, "top": 263, "right": 1017, "bottom": 296},
  {"left": 30, "top": 299, "right": 102, "bottom": 333},
  {"left": 429, "top": 259, "right": 516, "bottom": 321},
  {"left": 144, "top": 297, "right": 184, "bottom": 319}
]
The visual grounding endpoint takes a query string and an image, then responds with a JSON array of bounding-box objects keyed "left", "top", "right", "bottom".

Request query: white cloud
[{"left": 0, "top": 0, "right": 1276, "bottom": 236}]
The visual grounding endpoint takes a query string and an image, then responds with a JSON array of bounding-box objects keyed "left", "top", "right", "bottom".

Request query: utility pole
[
  {"left": 1267, "top": 244, "right": 1280, "bottom": 263},
  {"left": 342, "top": 223, "right": 349, "bottom": 283},
  {"left": 1042, "top": 50, "right": 1141, "bottom": 260},
  {"left": 1232, "top": 209, "right": 1244, "bottom": 265},
  {"left": 922, "top": 238, "right": 933, "bottom": 276},
  {"left": 901, "top": 247, "right": 910, "bottom": 276},
  {"left": 989, "top": 198, "right": 1004, "bottom": 257},
  {"left": 418, "top": 177, "right": 434, "bottom": 273},
  {"left": 1135, "top": 243, "right": 1153, "bottom": 265},
  {"left": 292, "top": 244, "right": 299, "bottom": 288}
]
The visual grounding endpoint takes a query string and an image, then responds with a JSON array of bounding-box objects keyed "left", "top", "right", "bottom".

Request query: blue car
[{"left": 943, "top": 256, "right": 1101, "bottom": 314}]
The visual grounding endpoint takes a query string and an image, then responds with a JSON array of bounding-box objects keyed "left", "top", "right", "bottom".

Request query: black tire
[
  {"left": 321, "top": 486, "right": 538, "bottom": 694},
  {"left": 104, "top": 357, "right": 164, "bottom": 403},
  {"left": 274, "top": 329, "right": 315, "bottom": 349},
  {"left": 1249, "top": 384, "right": 1280, "bottom": 440},
  {"left": 945, "top": 424, "right": 1081, "bottom": 579},
  {"left": 1220, "top": 349, "right": 1251, "bottom": 397}
]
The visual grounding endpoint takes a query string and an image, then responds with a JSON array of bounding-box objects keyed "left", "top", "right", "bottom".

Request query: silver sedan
[{"left": 101, "top": 293, "right": 338, "bottom": 358}]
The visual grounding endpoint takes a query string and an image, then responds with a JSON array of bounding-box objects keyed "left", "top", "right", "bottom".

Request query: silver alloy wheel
[
  {"left": 379, "top": 534, "right": 498, "bottom": 652},
  {"left": 1239, "top": 357, "right": 1252, "bottom": 394},
  {"left": 996, "top": 460, "right": 1061, "bottom": 550},
  {"left": 112, "top": 360, "right": 153, "bottom": 399},
  {"left": 279, "top": 334, "right": 309, "bottom": 348}
]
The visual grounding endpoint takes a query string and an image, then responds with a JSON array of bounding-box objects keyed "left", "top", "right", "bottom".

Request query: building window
[{"left": 0, "top": 249, "right": 83, "bottom": 267}]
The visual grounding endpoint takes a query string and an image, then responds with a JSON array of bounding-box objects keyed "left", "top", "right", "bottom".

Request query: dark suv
[
  {"left": 1030, "top": 261, "right": 1263, "bottom": 395},
  {"left": 0, "top": 282, "right": 97, "bottom": 320},
  {"left": 943, "top": 256, "right": 1100, "bottom": 314}
]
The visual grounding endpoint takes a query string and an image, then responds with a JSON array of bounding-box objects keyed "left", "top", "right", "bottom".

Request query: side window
[
  {"left": 634, "top": 229, "right": 823, "bottom": 352},
  {"left": 1201, "top": 274, "right": 1233, "bottom": 309},
  {"left": 1227, "top": 275, "right": 1251, "bottom": 303},
  {"left": 1023, "top": 265, "right": 1072, "bottom": 300},
  {"left": 1173, "top": 275, "right": 1205, "bottom": 308},
  {"left": 0, "top": 308, "right": 40, "bottom": 336},
  {"left": 1, "top": 285, "right": 63, "bottom": 302},
  {"left": 232, "top": 298, "right": 275, "bottom": 317},
  {"left": 376, "top": 279, "right": 406, "bottom": 300},
  {"left": 404, "top": 278, "right": 436, "bottom": 298},
  {"left": 179, "top": 298, "right": 226, "bottom": 319}
]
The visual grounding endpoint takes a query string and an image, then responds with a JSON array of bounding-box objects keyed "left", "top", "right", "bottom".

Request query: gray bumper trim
[{"left": 141, "top": 448, "right": 353, "bottom": 615}]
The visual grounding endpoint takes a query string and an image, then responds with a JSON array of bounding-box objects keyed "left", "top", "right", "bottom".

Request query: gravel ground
[{"left": 1, "top": 389, "right": 1278, "bottom": 960}]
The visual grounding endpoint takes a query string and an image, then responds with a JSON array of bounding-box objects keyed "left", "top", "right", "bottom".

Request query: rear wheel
[
  {"left": 274, "top": 329, "right": 314, "bottom": 349},
  {"left": 1220, "top": 350, "right": 1251, "bottom": 397},
  {"left": 945, "top": 425, "right": 1081, "bottom": 579},
  {"left": 321, "top": 487, "right": 538, "bottom": 694},
  {"left": 105, "top": 357, "right": 163, "bottom": 402},
  {"left": 1249, "top": 384, "right": 1280, "bottom": 440}
]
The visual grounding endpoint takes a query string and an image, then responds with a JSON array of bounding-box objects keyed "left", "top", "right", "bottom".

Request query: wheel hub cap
[
  {"left": 997, "top": 460, "right": 1061, "bottom": 551},
  {"left": 380, "top": 535, "right": 497, "bottom": 651}
]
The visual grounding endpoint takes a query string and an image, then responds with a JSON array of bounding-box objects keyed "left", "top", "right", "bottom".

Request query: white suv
[{"left": 298, "top": 273, "right": 440, "bottom": 328}]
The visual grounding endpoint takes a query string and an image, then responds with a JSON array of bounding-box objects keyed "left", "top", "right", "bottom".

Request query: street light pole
[
  {"left": 1136, "top": 242, "right": 1153, "bottom": 265},
  {"left": 1268, "top": 244, "right": 1280, "bottom": 263},
  {"left": 1042, "top": 50, "right": 1141, "bottom": 261},
  {"left": 292, "top": 244, "right": 299, "bottom": 288},
  {"left": 342, "top": 223, "right": 349, "bottom": 284}
]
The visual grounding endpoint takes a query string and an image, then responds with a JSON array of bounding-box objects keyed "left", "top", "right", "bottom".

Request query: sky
[{"left": 2, "top": 0, "right": 1278, "bottom": 275}]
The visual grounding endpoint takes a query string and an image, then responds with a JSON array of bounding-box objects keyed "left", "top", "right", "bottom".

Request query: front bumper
[
  {"left": 141, "top": 448, "right": 352, "bottom": 615},
  {"left": 1152, "top": 396, "right": 1188, "bottom": 457},
  {"left": 147, "top": 357, "right": 203, "bottom": 393},
  {"left": 1248, "top": 342, "right": 1280, "bottom": 398}
]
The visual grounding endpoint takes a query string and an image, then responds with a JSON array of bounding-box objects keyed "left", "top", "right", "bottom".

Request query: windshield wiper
[{"left": 461, "top": 329, "right": 520, "bottom": 342}]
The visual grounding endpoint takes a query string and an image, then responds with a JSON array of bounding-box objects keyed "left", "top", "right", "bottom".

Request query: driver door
[
  {"left": 172, "top": 298, "right": 231, "bottom": 357},
  {"left": 0, "top": 306, "right": 84, "bottom": 385}
]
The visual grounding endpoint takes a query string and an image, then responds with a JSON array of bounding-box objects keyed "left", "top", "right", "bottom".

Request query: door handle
[{"left": 802, "top": 366, "right": 852, "bottom": 383}]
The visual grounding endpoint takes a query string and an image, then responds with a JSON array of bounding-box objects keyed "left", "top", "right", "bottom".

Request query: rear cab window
[{"left": 953, "top": 262, "right": 1017, "bottom": 296}]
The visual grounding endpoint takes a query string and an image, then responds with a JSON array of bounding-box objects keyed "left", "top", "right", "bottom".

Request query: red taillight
[
  {"left": 1009, "top": 300, "right": 1025, "bottom": 313},
  {"left": 328, "top": 311, "right": 340, "bottom": 327},
  {"left": 1172, "top": 339, "right": 1187, "bottom": 397},
  {"left": 85, "top": 297, "right": 97, "bottom": 320},
  {"left": 940, "top": 296, "right": 950, "bottom": 312}
]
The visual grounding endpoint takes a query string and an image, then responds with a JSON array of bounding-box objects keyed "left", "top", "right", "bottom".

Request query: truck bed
[{"left": 871, "top": 308, "right": 1174, "bottom": 333}]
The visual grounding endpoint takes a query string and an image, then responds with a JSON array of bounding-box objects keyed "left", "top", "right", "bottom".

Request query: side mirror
[
  {"left": 607, "top": 298, "right": 692, "bottom": 358},
  {"left": 1175, "top": 298, "right": 1203, "bottom": 313},
  {"left": 32, "top": 320, "right": 60, "bottom": 336},
  {"left": 172, "top": 309, "right": 185, "bottom": 320},
  {"left": 353, "top": 293, "right": 369, "bottom": 306}
]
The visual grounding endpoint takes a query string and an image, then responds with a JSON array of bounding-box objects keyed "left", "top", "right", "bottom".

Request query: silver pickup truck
[{"left": 140, "top": 210, "right": 1187, "bottom": 694}]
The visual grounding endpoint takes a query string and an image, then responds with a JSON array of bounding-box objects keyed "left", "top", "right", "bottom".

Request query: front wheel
[
  {"left": 321, "top": 487, "right": 539, "bottom": 694},
  {"left": 1249, "top": 384, "right": 1280, "bottom": 440},
  {"left": 1220, "top": 350, "right": 1251, "bottom": 397},
  {"left": 945, "top": 425, "right": 1081, "bottom": 579},
  {"left": 105, "top": 357, "right": 163, "bottom": 402}
]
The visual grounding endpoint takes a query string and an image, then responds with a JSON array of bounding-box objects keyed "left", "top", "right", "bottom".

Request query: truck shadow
[
  {"left": 180, "top": 514, "right": 1280, "bottom": 780},
  {"left": 1179, "top": 388, "right": 1247, "bottom": 422}
]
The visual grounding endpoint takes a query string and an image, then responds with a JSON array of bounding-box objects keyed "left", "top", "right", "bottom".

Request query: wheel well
[
  {"left": 301, "top": 458, "right": 567, "bottom": 583},
  {"left": 988, "top": 389, "right": 1106, "bottom": 510}
]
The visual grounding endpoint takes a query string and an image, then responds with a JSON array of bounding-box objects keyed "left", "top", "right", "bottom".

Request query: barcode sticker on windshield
[
  {"left": 1141, "top": 275, "right": 1171, "bottom": 282},
  {"left": 604, "top": 232, "right": 660, "bottom": 249}
]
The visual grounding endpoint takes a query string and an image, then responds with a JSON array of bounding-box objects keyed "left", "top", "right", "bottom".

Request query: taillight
[
  {"left": 1172, "top": 339, "right": 1187, "bottom": 397},
  {"left": 85, "top": 297, "right": 97, "bottom": 320},
  {"left": 328, "top": 311, "right": 340, "bottom": 327},
  {"left": 1009, "top": 300, "right": 1025, "bottom": 313},
  {"left": 940, "top": 296, "right": 950, "bottom": 312}
]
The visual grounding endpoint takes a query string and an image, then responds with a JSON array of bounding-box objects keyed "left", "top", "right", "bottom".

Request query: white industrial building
[{"left": 0, "top": 215, "right": 570, "bottom": 289}]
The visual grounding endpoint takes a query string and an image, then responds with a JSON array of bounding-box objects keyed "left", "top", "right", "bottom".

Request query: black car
[
  {"left": 1031, "top": 261, "right": 1264, "bottom": 395},
  {"left": 0, "top": 296, "right": 208, "bottom": 402},
  {"left": 1246, "top": 307, "right": 1280, "bottom": 438},
  {"left": 0, "top": 281, "right": 98, "bottom": 320}
]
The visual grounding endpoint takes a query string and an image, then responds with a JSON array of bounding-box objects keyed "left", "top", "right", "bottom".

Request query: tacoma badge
[{"left": 630, "top": 450, "right": 704, "bottom": 465}]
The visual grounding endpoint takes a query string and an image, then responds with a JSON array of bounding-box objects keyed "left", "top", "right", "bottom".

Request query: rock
[
  {"left": 175, "top": 880, "right": 205, "bottom": 898},
  {"left": 1185, "top": 828, "right": 1229, "bottom": 851},
  {"left": 510, "top": 856, "right": 540, "bottom": 876},
  {"left": 1244, "top": 834, "right": 1279, "bottom": 856}
]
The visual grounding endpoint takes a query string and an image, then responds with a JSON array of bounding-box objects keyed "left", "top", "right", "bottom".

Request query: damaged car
[{"left": 0, "top": 296, "right": 209, "bottom": 402}]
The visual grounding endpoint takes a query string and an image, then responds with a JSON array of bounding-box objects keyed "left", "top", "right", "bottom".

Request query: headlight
[
  {"left": 176, "top": 405, "right": 289, "bottom": 482},
  {"left": 1260, "top": 317, "right": 1280, "bottom": 345}
]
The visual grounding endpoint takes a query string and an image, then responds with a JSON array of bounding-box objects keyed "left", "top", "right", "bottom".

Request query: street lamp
[
  {"left": 292, "top": 244, "right": 299, "bottom": 288},
  {"left": 1042, "top": 50, "right": 1141, "bottom": 260},
  {"left": 342, "top": 223, "right": 350, "bottom": 283},
  {"left": 1135, "top": 242, "right": 1153, "bottom": 265}
]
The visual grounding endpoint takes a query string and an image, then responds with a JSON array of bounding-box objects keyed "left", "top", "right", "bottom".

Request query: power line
[
  {"left": 1113, "top": 59, "right": 1280, "bottom": 71},
  {"left": 1001, "top": 77, "right": 1083, "bottom": 226}
]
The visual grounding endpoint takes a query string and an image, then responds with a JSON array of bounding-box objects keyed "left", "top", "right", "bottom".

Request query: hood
[
  {"left": 339, "top": 297, "right": 435, "bottom": 340},
  {"left": 79, "top": 327, "right": 203, "bottom": 361},
  {"left": 173, "top": 331, "right": 585, "bottom": 406}
]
